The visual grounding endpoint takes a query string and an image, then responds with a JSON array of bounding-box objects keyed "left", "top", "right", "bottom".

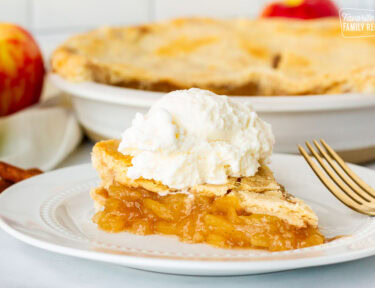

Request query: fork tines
[{"left": 298, "top": 139, "right": 375, "bottom": 216}]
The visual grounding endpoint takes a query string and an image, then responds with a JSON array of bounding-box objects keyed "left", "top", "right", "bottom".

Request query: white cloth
[{"left": 0, "top": 96, "right": 82, "bottom": 171}]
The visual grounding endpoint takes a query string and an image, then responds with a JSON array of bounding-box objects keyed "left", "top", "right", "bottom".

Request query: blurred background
[
  {"left": 1, "top": 0, "right": 375, "bottom": 171},
  {"left": 1, "top": 0, "right": 374, "bottom": 57}
]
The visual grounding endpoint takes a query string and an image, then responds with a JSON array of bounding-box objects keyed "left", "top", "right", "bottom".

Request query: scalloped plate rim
[{"left": 0, "top": 158, "right": 375, "bottom": 275}]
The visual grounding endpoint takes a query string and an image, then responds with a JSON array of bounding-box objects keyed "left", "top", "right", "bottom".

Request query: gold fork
[{"left": 298, "top": 139, "right": 375, "bottom": 216}]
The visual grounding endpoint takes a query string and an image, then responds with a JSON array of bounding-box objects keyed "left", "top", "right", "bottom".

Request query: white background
[
  {"left": 0, "top": 0, "right": 374, "bottom": 34},
  {"left": 1, "top": 0, "right": 374, "bottom": 57}
]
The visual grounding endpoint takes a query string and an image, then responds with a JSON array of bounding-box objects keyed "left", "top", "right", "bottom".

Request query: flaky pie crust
[
  {"left": 52, "top": 18, "right": 375, "bottom": 96},
  {"left": 91, "top": 139, "right": 318, "bottom": 228}
]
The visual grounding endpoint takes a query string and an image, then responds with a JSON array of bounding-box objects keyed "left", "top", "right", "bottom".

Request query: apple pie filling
[{"left": 92, "top": 183, "right": 324, "bottom": 251}]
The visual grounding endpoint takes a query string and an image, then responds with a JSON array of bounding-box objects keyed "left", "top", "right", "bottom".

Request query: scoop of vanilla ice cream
[{"left": 118, "top": 88, "right": 274, "bottom": 189}]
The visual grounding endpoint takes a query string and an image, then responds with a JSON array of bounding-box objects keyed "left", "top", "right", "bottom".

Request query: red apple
[
  {"left": 261, "top": 0, "right": 339, "bottom": 19},
  {"left": 0, "top": 23, "right": 45, "bottom": 116}
]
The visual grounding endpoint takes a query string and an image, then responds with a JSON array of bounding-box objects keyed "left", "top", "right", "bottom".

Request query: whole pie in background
[{"left": 52, "top": 17, "right": 375, "bottom": 96}]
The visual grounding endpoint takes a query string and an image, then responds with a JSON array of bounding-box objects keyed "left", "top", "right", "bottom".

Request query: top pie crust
[{"left": 52, "top": 17, "right": 375, "bottom": 96}]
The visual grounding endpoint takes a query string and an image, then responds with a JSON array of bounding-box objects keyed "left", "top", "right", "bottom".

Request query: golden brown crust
[
  {"left": 92, "top": 139, "right": 280, "bottom": 196},
  {"left": 91, "top": 139, "right": 318, "bottom": 227},
  {"left": 52, "top": 18, "right": 375, "bottom": 96}
]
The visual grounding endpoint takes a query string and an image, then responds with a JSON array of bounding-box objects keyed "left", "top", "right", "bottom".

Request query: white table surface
[{"left": 1, "top": 140, "right": 375, "bottom": 288}]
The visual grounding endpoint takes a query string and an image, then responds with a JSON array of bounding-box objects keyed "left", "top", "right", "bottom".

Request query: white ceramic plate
[
  {"left": 50, "top": 74, "right": 375, "bottom": 162},
  {"left": 1, "top": 154, "right": 375, "bottom": 276}
]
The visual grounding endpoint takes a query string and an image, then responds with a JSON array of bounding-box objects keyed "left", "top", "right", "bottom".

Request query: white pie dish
[
  {"left": 0, "top": 154, "right": 375, "bottom": 276},
  {"left": 50, "top": 74, "right": 375, "bottom": 163}
]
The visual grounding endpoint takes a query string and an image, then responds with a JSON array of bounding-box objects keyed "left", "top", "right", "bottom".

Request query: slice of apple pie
[
  {"left": 91, "top": 139, "right": 324, "bottom": 251},
  {"left": 90, "top": 88, "right": 324, "bottom": 251}
]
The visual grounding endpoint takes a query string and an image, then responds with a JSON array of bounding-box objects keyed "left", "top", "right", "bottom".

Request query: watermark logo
[{"left": 340, "top": 8, "right": 375, "bottom": 38}]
